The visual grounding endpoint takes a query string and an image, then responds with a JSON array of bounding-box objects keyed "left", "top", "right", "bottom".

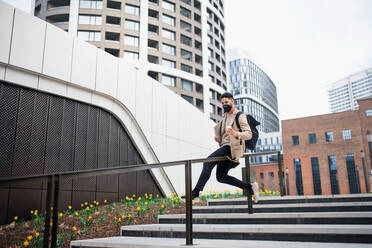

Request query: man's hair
[{"left": 220, "top": 92, "right": 234, "bottom": 100}]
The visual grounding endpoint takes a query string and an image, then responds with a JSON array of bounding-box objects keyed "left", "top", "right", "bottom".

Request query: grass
[{"left": 0, "top": 189, "right": 278, "bottom": 248}]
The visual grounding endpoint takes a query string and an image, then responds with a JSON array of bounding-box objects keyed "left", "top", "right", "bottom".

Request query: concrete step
[
  {"left": 208, "top": 194, "right": 372, "bottom": 206},
  {"left": 193, "top": 202, "right": 372, "bottom": 214},
  {"left": 158, "top": 212, "right": 372, "bottom": 225},
  {"left": 70, "top": 236, "right": 372, "bottom": 248},
  {"left": 120, "top": 224, "right": 372, "bottom": 243}
]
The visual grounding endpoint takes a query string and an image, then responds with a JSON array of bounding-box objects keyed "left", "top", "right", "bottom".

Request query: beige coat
[{"left": 214, "top": 109, "right": 252, "bottom": 162}]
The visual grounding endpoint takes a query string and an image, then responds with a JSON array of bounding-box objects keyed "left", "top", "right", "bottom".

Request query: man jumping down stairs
[{"left": 182, "top": 92, "right": 259, "bottom": 203}]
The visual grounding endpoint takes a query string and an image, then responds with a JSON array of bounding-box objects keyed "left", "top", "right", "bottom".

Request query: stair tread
[
  {"left": 121, "top": 224, "right": 372, "bottom": 235},
  {"left": 71, "top": 237, "right": 372, "bottom": 248},
  {"left": 158, "top": 211, "right": 372, "bottom": 219}
]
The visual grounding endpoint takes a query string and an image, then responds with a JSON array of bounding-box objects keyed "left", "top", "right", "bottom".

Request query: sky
[{"left": 3, "top": 0, "right": 372, "bottom": 121}]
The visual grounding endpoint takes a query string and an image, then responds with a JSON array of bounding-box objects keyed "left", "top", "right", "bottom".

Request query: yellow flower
[
  {"left": 156, "top": 194, "right": 159, "bottom": 198},
  {"left": 121, "top": 215, "right": 126, "bottom": 219},
  {"left": 149, "top": 194, "right": 153, "bottom": 197},
  {"left": 50, "top": 222, "right": 53, "bottom": 227},
  {"left": 23, "top": 241, "right": 29, "bottom": 246},
  {"left": 161, "top": 204, "right": 165, "bottom": 208},
  {"left": 88, "top": 215, "right": 92, "bottom": 220},
  {"left": 30, "top": 210, "right": 34, "bottom": 214},
  {"left": 128, "top": 214, "right": 132, "bottom": 218},
  {"left": 126, "top": 196, "right": 129, "bottom": 200},
  {"left": 138, "top": 197, "right": 141, "bottom": 201},
  {"left": 34, "top": 210, "right": 38, "bottom": 215},
  {"left": 104, "top": 200, "right": 107, "bottom": 203},
  {"left": 86, "top": 207, "right": 90, "bottom": 211},
  {"left": 96, "top": 202, "right": 99, "bottom": 205},
  {"left": 136, "top": 207, "right": 141, "bottom": 211},
  {"left": 35, "top": 232, "right": 40, "bottom": 237},
  {"left": 58, "top": 213, "right": 63, "bottom": 217},
  {"left": 84, "top": 202, "right": 88, "bottom": 205},
  {"left": 72, "top": 226, "right": 77, "bottom": 232},
  {"left": 68, "top": 206, "right": 72, "bottom": 210},
  {"left": 27, "top": 235, "right": 32, "bottom": 240},
  {"left": 118, "top": 218, "right": 122, "bottom": 222},
  {"left": 133, "top": 194, "right": 136, "bottom": 197},
  {"left": 74, "top": 212, "right": 79, "bottom": 216},
  {"left": 51, "top": 207, "right": 53, "bottom": 210},
  {"left": 14, "top": 216, "right": 18, "bottom": 221},
  {"left": 93, "top": 201, "right": 96, "bottom": 204},
  {"left": 81, "top": 203, "right": 84, "bottom": 207},
  {"left": 130, "top": 198, "right": 133, "bottom": 201},
  {"left": 90, "top": 204, "right": 93, "bottom": 208}
]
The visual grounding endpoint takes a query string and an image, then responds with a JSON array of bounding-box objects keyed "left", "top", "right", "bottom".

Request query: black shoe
[{"left": 181, "top": 190, "right": 199, "bottom": 200}]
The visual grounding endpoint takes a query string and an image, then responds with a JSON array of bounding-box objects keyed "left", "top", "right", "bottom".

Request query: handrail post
[
  {"left": 245, "top": 156, "right": 253, "bottom": 214},
  {"left": 184, "top": 160, "right": 193, "bottom": 245},
  {"left": 43, "top": 175, "right": 54, "bottom": 248},
  {"left": 277, "top": 151, "right": 284, "bottom": 197},
  {"left": 51, "top": 174, "right": 61, "bottom": 248}
]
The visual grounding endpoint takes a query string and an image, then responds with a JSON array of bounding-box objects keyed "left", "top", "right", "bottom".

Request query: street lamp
[
  {"left": 361, "top": 150, "right": 369, "bottom": 192},
  {"left": 285, "top": 167, "right": 290, "bottom": 195}
]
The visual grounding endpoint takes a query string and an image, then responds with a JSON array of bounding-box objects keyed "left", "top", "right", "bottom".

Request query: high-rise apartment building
[
  {"left": 229, "top": 58, "right": 279, "bottom": 133},
  {"left": 327, "top": 67, "right": 372, "bottom": 113},
  {"left": 34, "top": 0, "right": 227, "bottom": 121}
]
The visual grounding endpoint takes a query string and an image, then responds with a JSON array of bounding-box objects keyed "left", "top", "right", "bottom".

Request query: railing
[{"left": 0, "top": 151, "right": 282, "bottom": 247}]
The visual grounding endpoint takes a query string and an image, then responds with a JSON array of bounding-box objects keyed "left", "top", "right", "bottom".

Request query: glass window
[
  {"left": 210, "top": 104, "right": 215, "bottom": 114},
  {"left": 342, "top": 129, "right": 352, "bottom": 140},
  {"left": 162, "top": 59, "right": 175, "bottom": 68},
  {"left": 162, "top": 43, "right": 176, "bottom": 55},
  {"left": 308, "top": 133, "right": 316, "bottom": 144},
  {"left": 180, "top": 34, "right": 192, "bottom": 46},
  {"left": 180, "top": 20, "right": 191, "bottom": 32},
  {"left": 181, "top": 64, "right": 192, "bottom": 73},
  {"left": 125, "top": 19, "right": 140, "bottom": 31},
  {"left": 78, "top": 15, "right": 102, "bottom": 25},
  {"left": 325, "top": 131, "right": 334, "bottom": 142},
  {"left": 293, "top": 158, "right": 304, "bottom": 195},
  {"left": 181, "top": 0, "right": 191, "bottom": 5},
  {"left": 124, "top": 35, "right": 139, "bottom": 47},
  {"left": 209, "top": 89, "right": 214, "bottom": 99},
  {"left": 125, "top": 4, "right": 140, "bottom": 16},
  {"left": 180, "top": 6, "right": 191, "bottom": 18},
  {"left": 80, "top": 0, "right": 102, "bottom": 9},
  {"left": 366, "top": 109, "right": 372, "bottom": 117},
  {"left": 162, "top": 14, "right": 175, "bottom": 26},
  {"left": 311, "top": 157, "right": 322, "bottom": 195},
  {"left": 181, "top": 49, "right": 192, "bottom": 61},
  {"left": 292, "top": 136, "right": 299, "bottom": 145},
  {"left": 182, "top": 94, "right": 193, "bottom": 104},
  {"left": 123, "top": 50, "right": 139, "bottom": 60},
  {"left": 208, "top": 48, "right": 213, "bottom": 57},
  {"left": 77, "top": 31, "right": 101, "bottom": 41},
  {"left": 345, "top": 154, "right": 359, "bottom": 193},
  {"left": 181, "top": 79, "right": 193, "bottom": 91},
  {"left": 162, "top": 28, "right": 175, "bottom": 40},
  {"left": 162, "top": 74, "right": 176, "bottom": 87},
  {"left": 208, "top": 62, "right": 213, "bottom": 71},
  {"left": 162, "top": 0, "right": 175, "bottom": 11},
  {"left": 328, "top": 155, "right": 339, "bottom": 194}
]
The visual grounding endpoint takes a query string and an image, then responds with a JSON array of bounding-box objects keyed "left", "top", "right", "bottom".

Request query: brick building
[{"left": 281, "top": 97, "right": 372, "bottom": 196}]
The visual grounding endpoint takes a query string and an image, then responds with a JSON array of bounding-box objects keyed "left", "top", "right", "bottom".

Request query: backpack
[{"left": 235, "top": 112, "right": 260, "bottom": 151}]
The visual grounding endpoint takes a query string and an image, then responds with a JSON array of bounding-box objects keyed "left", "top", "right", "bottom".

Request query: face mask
[{"left": 223, "top": 104, "right": 232, "bottom": 113}]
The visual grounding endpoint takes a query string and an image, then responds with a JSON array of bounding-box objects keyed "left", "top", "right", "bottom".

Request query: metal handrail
[{"left": 0, "top": 151, "right": 283, "bottom": 247}]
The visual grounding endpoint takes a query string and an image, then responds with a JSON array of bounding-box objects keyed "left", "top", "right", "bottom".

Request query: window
[
  {"left": 181, "top": 0, "right": 191, "bottom": 5},
  {"left": 210, "top": 104, "right": 215, "bottom": 114},
  {"left": 162, "top": 28, "right": 175, "bottom": 40},
  {"left": 366, "top": 109, "right": 372, "bottom": 117},
  {"left": 180, "top": 20, "right": 191, "bottom": 32},
  {"left": 125, "top": 19, "right": 139, "bottom": 31},
  {"left": 311, "top": 157, "right": 322, "bottom": 195},
  {"left": 162, "top": 0, "right": 175, "bottom": 11},
  {"left": 325, "top": 131, "right": 334, "bottom": 142},
  {"left": 80, "top": 0, "right": 102, "bottom": 9},
  {"left": 78, "top": 15, "right": 102, "bottom": 25},
  {"left": 342, "top": 129, "right": 352, "bottom": 140},
  {"left": 162, "top": 74, "right": 176, "bottom": 87},
  {"left": 208, "top": 48, "right": 213, "bottom": 57},
  {"left": 208, "top": 62, "right": 213, "bottom": 71},
  {"left": 181, "top": 79, "right": 193, "bottom": 91},
  {"left": 345, "top": 154, "right": 360, "bottom": 194},
  {"left": 77, "top": 31, "right": 101, "bottom": 41},
  {"left": 180, "top": 34, "right": 192, "bottom": 46},
  {"left": 182, "top": 94, "right": 193, "bottom": 104},
  {"left": 162, "top": 59, "right": 176, "bottom": 68},
  {"left": 328, "top": 155, "right": 339, "bottom": 194},
  {"left": 124, "top": 35, "right": 139, "bottom": 47},
  {"left": 125, "top": 4, "right": 140, "bottom": 16},
  {"left": 123, "top": 51, "right": 139, "bottom": 60},
  {"left": 162, "top": 43, "right": 176, "bottom": 55},
  {"left": 180, "top": 6, "right": 191, "bottom": 18},
  {"left": 181, "top": 64, "right": 192, "bottom": 73},
  {"left": 308, "top": 133, "right": 316, "bottom": 144},
  {"left": 181, "top": 49, "right": 192, "bottom": 61},
  {"left": 162, "top": 14, "right": 175, "bottom": 26},
  {"left": 292, "top": 136, "right": 299, "bottom": 145},
  {"left": 209, "top": 89, "right": 214, "bottom": 99},
  {"left": 293, "top": 158, "right": 304, "bottom": 195}
]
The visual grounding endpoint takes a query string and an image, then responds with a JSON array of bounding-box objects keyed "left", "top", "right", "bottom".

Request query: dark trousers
[{"left": 194, "top": 145, "right": 249, "bottom": 192}]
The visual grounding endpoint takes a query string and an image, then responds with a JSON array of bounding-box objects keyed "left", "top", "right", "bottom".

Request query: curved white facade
[{"left": 0, "top": 1, "right": 247, "bottom": 196}]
